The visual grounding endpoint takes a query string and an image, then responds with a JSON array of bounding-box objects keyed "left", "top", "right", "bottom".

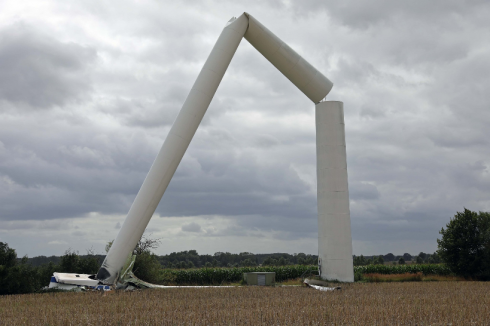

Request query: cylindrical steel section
[
  {"left": 97, "top": 14, "right": 249, "bottom": 284},
  {"left": 316, "top": 101, "right": 354, "bottom": 282},
  {"left": 244, "top": 13, "right": 333, "bottom": 103}
]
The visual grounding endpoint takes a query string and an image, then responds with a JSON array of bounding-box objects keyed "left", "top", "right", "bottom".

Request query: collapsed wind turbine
[{"left": 49, "top": 12, "right": 353, "bottom": 291}]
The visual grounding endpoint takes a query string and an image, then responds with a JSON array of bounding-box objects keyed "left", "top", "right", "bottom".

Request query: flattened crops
[{"left": 1, "top": 282, "right": 489, "bottom": 325}]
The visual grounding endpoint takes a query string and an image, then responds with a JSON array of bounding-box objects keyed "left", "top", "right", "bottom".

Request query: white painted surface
[
  {"left": 316, "top": 101, "right": 354, "bottom": 282},
  {"left": 48, "top": 273, "right": 112, "bottom": 291},
  {"left": 97, "top": 14, "right": 249, "bottom": 284},
  {"left": 54, "top": 272, "right": 99, "bottom": 287},
  {"left": 244, "top": 13, "right": 333, "bottom": 103}
]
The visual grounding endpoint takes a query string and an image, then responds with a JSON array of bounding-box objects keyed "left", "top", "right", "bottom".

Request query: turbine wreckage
[{"left": 49, "top": 12, "right": 354, "bottom": 291}]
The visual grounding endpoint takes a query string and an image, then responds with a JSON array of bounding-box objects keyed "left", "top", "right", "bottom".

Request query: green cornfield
[
  {"left": 158, "top": 265, "right": 316, "bottom": 285},
  {"left": 354, "top": 264, "right": 451, "bottom": 275},
  {"left": 156, "top": 264, "right": 452, "bottom": 285}
]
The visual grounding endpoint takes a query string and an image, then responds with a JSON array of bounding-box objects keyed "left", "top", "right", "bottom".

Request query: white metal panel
[
  {"left": 190, "top": 69, "right": 224, "bottom": 98},
  {"left": 96, "top": 14, "right": 249, "bottom": 284},
  {"left": 317, "top": 168, "right": 349, "bottom": 192},
  {"left": 54, "top": 273, "right": 99, "bottom": 287},
  {"left": 318, "top": 192, "right": 350, "bottom": 215},
  {"left": 243, "top": 17, "right": 281, "bottom": 58},
  {"left": 316, "top": 145, "right": 347, "bottom": 168},
  {"left": 257, "top": 274, "right": 266, "bottom": 286},
  {"left": 244, "top": 13, "right": 333, "bottom": 103},
  {"left": 316, "top": 101, "right": 354, "bottom": 283}
]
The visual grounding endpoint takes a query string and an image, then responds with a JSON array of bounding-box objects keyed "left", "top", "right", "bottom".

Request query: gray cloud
[
  {"left": 1, "top": 0, "right": 490, "bottom": 257},
  {"left": 0, "top": 23, "right": 96, "bottom": 109},
  {"left": 181, "top": 222, "right": 201, "bottom": 233},
  {"left": 293, "top": 0, "right": 490, "bottom": 30}
]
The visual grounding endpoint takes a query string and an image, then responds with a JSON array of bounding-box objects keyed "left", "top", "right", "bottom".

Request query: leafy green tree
[
  {"left": 0, "top": 242, "right": 17, "bottom": 268},
  {"left": 384, "top": 253, "right": 395, "bottom": 261},
  {"left": 437, "top": 208, "right": 490, "bottom": 279},
  {"left": 36, "top": 261, "right": 58, "bottom": 287},
  {"left": 0, "top": 243, "right": 39, "bottom": 295},
  {"left": 402, "top": 253, "right": 412, "bottom": 262},
  {"left": 240, "top": 258, "right": 257, "bottom": 267},
  {"left": 79, "top": 250, "right": 101, "bottom": 274},
  {"left": 59, "top": 250, "right": 80, "bottom": 273},
  {"left": 353, "top": 255, "right": 369, "bottom": 266},
  {"left": 262, "top": 257, "right": 277, "bottom": 266},
  {"left": 398, "top": 257, "right": 405, "bottom": 265},
  {"left": 57, "top": 249, "right": 100, "bottom": 274},
  {"left": 133, "top": 251, "right": 161, "bottom": 283}
]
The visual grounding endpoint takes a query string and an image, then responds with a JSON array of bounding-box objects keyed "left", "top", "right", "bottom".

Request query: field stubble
[{"left": 0, "top": 282, "right": 489, "bottom": 325}]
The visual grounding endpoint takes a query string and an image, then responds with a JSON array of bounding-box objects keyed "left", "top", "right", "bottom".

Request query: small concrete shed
[{"left": 243, "top": 272, "right": 275, "bottom": 286}]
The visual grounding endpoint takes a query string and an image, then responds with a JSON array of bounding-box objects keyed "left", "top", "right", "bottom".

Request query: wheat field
[{"left": 1, "top": 282, "right": 489, "bottom": 325}]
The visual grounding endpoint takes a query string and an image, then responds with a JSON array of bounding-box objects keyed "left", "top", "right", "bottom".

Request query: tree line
[
  {"left": 353, "top": 252, "right": 441, "bottom": 266},
  {"left": 0, "top": 246, "right": 101, "bottom": 295},
  {"left": 1, "top": 208, "right": 489, "bottom": 295},
  {"left": 156, "top": 251, "right": 318, "bottom": 269},
  {"left": 21, "top": 251, "right": 319, "bottom": 269}
]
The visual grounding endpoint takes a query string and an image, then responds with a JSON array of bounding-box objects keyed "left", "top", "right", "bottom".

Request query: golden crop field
[{"left": 1, "top": 282, "right": 489, "bottom": 325}]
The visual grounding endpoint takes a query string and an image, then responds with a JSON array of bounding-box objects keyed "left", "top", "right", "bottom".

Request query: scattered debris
[{"left": 303, "top": 278, "right": 341, "bottom": 291}]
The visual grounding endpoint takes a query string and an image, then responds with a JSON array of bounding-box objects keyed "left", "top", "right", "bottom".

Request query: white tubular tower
[
  {"left": 97, "top": 12, "right": 352, "bottom": 285},
  {"left": 316, "top": 101, "right": 354, "bottom": 282},
  {"left": 97, "top": 14, "right": 249, "bottom": 283}
]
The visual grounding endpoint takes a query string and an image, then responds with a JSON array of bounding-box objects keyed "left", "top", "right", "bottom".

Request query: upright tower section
[{"left": 316, "top": 101, "right": 354, "bottom": 282}]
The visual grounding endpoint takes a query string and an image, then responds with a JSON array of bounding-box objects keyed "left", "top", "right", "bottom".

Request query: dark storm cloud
[
  {"left": 0, "top": 24, "right": 96, "bottom": 109},
  {"left": 0, "top": 108, "right": 163, "bottom": 220},
  {"left": 157, "top": 143, "right": 317, "bottom": 219}
]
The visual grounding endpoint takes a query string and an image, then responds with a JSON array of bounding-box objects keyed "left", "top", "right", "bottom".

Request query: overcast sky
[{"left": 1, "top": 0, "right": 489, "bottom": 258}]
